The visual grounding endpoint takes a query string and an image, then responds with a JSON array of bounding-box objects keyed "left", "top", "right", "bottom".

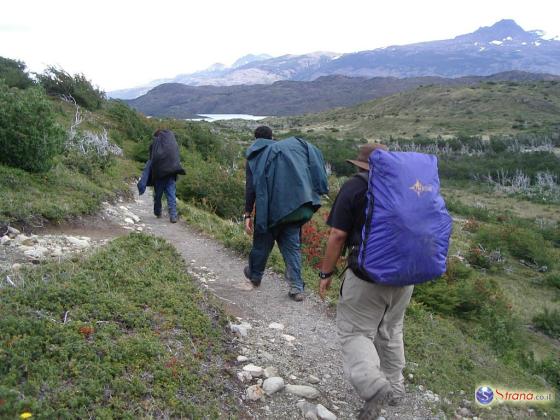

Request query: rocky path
[{"left": 1, "top": 191, "right": 445, "bottom": 419}]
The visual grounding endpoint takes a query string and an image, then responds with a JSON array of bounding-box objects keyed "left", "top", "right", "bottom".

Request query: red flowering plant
[{"left": 301, "top": 209, "right": 347, "bottom": 270}]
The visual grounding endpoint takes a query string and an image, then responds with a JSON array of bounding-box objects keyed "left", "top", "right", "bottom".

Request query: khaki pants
[{"left": 336, "top": 269, "right": 414, "bottom": 401}]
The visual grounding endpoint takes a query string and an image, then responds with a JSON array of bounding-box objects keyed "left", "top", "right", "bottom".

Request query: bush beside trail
[{"left": 0, "top": 81, "right": 65, "bottom": 173}]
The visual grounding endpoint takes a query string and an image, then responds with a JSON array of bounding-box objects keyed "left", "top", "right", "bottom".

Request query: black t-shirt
[{"left": 326, "top": 173, "right": 368, "bottom": 249}]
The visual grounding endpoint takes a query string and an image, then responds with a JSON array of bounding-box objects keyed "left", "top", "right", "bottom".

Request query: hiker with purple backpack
[{"left": 319, "top": 144, "right": 452, "bottom": 419}]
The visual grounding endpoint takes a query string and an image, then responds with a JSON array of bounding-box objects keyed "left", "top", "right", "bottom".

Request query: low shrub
[
  {"left": 533, "top": 308, "right": 560, "bottom": 339},
  {"left": 476, "top": 224, "right": 556, "bottom": 269},
  {"left": 37, "top": 66, "right": 105, "bottom": 110},
  {"left": 0, "top": 56, "right": 33, "bottom": 89},
  {"left": 544, "top": 273, "right": 560, "bottom": 290},
  {"left": 104, "top": 100, "right": 153, "bottom": 142},
  {"left": 0, "top": 81, "right": 65, "bottom": 172},
  {"left": 176, "top": 151, "right": 244, "bottom": 220}
]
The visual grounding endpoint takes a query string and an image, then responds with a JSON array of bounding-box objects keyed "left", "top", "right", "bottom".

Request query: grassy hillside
[{"left": 272, "top": 81, "right": 560, "bottom": 139}]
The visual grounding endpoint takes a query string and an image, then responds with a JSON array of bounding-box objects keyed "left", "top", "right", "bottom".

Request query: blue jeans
[
  {"left": 249, "top": 222, "right": 304, "bottom": 292},
  {"left": 153, "top": 176, "right": 177, "bottom": 218}
]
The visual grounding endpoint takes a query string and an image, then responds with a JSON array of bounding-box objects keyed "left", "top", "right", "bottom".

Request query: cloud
[{"left": 0, "top": 23, "right": 31, "bottom": 32}]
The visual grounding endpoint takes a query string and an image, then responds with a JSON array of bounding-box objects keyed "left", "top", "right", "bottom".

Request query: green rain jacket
[{"left": 246, "top": 137, "right": 329, "bottom": 234}]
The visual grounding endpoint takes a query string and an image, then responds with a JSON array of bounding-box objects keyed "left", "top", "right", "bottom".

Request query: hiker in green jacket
[{"left": 243, "top": 126, "right": 328, "bottom": 301}]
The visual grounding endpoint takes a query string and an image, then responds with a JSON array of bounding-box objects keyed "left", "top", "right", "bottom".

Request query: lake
[{"left": 187, "top": 114, "right": 268, "bottom": 122}]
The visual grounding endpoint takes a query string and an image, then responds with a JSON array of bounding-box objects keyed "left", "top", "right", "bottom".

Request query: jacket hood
[{"left": 246, "top": 138, "right": 275, "bottom": 159}]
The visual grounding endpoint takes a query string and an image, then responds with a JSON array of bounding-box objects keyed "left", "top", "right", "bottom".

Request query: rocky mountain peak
[{"left": 456, "top": 19, "right": 538, "bottom": 43}]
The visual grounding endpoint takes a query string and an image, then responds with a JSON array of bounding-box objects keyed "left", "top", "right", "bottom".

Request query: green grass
[
  {"left": 0, "top": 159, "right": 139, "bottom": 224},
  {"left": 0, "top": 233, "right": 239, "bottom": 419},
  {"left": 272, "top": 81, "right": 560, "bottom": 139}
]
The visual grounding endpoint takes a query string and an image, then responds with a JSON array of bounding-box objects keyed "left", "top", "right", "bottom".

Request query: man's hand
[
  {"left": 319, "top": 278, "right": 332, "bottom": 300},
  {"left": 244, "top": 217, "right": 253, "bottom": 235}
]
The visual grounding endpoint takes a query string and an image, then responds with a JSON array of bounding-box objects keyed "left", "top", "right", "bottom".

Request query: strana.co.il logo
[
  {"left": 475, "top": 384, "right": 555, "bottom": 406},
  {"left": 475, "top": 386, "right": 494, "bottom": 405}
]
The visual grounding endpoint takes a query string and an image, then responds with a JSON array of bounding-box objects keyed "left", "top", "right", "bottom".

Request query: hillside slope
[
  {"left": 127, "top": 72, "right": 560, "bottom": 118},
  {"left": 273, "top": 80, "right": 560, "bottom": 138}
]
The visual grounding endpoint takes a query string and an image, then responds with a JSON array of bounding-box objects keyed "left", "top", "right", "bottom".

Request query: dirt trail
[{"left": 122, "top": 191, "right": 441, "bottom": 420}]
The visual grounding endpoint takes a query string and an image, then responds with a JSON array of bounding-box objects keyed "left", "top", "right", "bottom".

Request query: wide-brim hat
[{"left": 346, "top": 143, "right": 388, "bottom": 171}]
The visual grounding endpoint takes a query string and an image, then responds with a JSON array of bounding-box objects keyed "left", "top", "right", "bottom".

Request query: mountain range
[
  {"left": 126, "top": 71, "right": 560, "bottom": 118},
  {"left": 111, "top": 19, "right": 560, "bottom": 101}
]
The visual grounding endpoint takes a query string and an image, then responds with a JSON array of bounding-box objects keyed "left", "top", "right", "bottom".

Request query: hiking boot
[
  {"left": 170, "top": 216, "right": 178, "bottom": 223},
  {"left": 389, "top": 394, "right": 404, "bottom": 406},
  {"left": 243, "top": 266, "right": 261, "bottom": 287},
  {"left": 155, "top": 213, "right": 162, "bottom": 219},
  {"left": 288, "top": 288, "right": 305, "bottom": 302},
  {"left": 358, "top": 388, "right": 393, "bottom": 420}
]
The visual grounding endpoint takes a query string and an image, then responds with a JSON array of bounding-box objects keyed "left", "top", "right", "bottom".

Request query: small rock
[
  {"left": 408, "top": 373, "right": 414, "bottom": 381},
  {"left": 237, "top": 355, "right": 249, "bottom": 363},
  {"left": 458, "top": 407, "right": 472, "bottom": 417},
  {"left": 257, "top": 379, "right": 263, "bottom": 386},
  {"left": 297, "top": 401, "right": 319, "bottom": 420},
  {"left": 316, "top": 404, "right": 337, "bottom": 420},
  {"left": 285, "top": 384, "right": 320, "bottom": 399},
  {"left": 7, "top": 226, "right": 20, "bottom": 237},
  {"left": 237, "top": 371, "right": 252, "bottom": 383},
  {"left": 418, "top": 385, "right": 424, "bottom": 391},
  {"left": 11, "top": 263, "right": 22, "bottom": 271},
  {"left": 24, "top": 246, "right": 48, "bottom": 260},
  {"left": 246, "top": 384, "right": 265, "bottom": 401},
  {"left": 282, "top": 334, "right": 296, "bottom": 342},
  {"left": 263, "top": 377, "right": 285, "bottom": 395},
  {"left": 289, "top": 374, "right": 297, "bottom": 380},
  {"left": 380, "top": 409, "right": 387, "bottom": 415},
  {"left": 230, "top": 322, "right": 251, "bottom": 337},
  {"left": 131, "top": 214, "right": 140, "bottom": 223},
  {"left": 459, "top": 390, "right": 465, "bottom": 396},
  {"left": 243, "top": 364, "right": 263, "bottom": 377},
  {"left": 1, "top": 235, "right": 12, "bottom": 245},
  {"left": 308, "top": 375, "right": 320, "bottom": 384},
  {"left": 66, "top": 236, "right": 90, "bottom": 249},
  {"left": 268, "top": 322, "right": 285, "bottom": 330},
  {"left": 264, "top": 366, "right": 278, "bottom": 378},
  {"left": 51, "top": 247, "right": 63, "bottom": 257},
  {"left": 378, "top": 417, "right": 386, "bottom": 420},
  {"left": 260, "top": 351, "right": 273, "bottom": 361},
  {"left": 124, "top": 217, "right": 135, "bottom": 225},
  {"left": 14, "top": 234, "right": 30, "bottom": 244}
]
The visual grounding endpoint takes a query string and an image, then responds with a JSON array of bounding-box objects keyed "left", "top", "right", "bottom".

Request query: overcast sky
[{"left": 1, "top": 0, "right": 558, "bottom": 91}]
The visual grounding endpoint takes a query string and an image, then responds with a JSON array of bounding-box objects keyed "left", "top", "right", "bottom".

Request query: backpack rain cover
[{"left": 358, "top": 150, "right": 453, "bottom": 286}]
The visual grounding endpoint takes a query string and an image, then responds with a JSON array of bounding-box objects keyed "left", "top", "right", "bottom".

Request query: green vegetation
[
  {"left": 0, "top": 158, "right": 137, "bottom": 223},
  {"left": 37, "top": 66, "right": 105, "bottom": 110},
  {"left": 0, "top": 56, "right": 33, "bottom": 89},
  {"left": 0, "top": 234, "right": 239, "bottom": 418},
  {"left": 0, "top": 81, "right": 66, "bottom": 172},
  {"left": 272, "top": 81, "right": 560, "bottom": 139},
  {"left": 533, "top": 308, "right": 560, "bottom": 339}
]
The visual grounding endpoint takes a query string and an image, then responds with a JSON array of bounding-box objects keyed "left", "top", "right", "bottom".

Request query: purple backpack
[{"left": 357, "top": 150, "right": 453, "bottom": 286}]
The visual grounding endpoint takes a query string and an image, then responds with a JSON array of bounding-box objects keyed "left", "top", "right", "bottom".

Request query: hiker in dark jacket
[
  {"left": 149, "top": 129, "right": 185, "bottom": 223},
  {"left": 319, "top": 144, "right": 413, "bottom": 420},
  {"left": 243, "top": 126, "right": 328, "bottom": 301}
]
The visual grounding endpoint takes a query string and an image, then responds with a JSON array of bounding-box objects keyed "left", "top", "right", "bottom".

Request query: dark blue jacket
[
  {"left": 246, "top": 137, "right": 328, "bottom": 233},
  {"left": 137, "top": 159, "right": 152, "bottom": 195}
]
